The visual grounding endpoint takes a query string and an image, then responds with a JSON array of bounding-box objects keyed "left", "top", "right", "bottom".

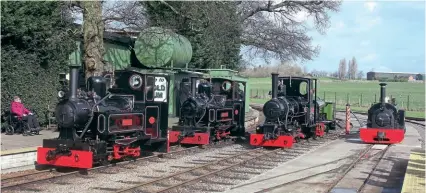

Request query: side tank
[{"left": 133, "top": 27, "right": 193, "bottom": 68}]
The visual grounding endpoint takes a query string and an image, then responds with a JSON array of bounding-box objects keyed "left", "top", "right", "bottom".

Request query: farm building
[{"left": 366, "top": 71, "right": 425, "bottom": 81}]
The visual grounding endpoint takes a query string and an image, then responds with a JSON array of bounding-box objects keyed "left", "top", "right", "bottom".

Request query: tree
[
  {"left": 357, "top": 70, "right": 364, "bottom": 79},
  {"left": 338, "top": 58, "right": 347, "bottom": 80},
  {"left": 1, "top": 1, "right": 76, "bottom": 124},
  {"left": 238, "top": 1, "right": 341, "bottom": 63},
  {"left": 69, "top": 1, "right": 106, "bottom": 79},
  {"left": 347, "top": 59, "right": 353, "bottom": 79},
  {"left": 144, "top": 1, "right": 242, "bottom": 69},
  {"left": 351, "top": 56, "right": 358, "bottom": 79},
  {"left": 81, "top": 1, "right": 105, "bottom": 79},
  {"left": 331, "top": 71, "right": 339, "bottom": 78},
  {"left": 103, "top": 1, "right": 342, "bottom": 68}
]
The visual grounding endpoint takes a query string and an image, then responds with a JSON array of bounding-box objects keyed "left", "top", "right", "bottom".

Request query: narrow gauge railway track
[
  {"left": 356, "top": 145, "right": 390, "bottom": 193},
  {"left": 0, "top": 145, "right": 198, "bottom": 189},
  {"left": 113, "top": 130, "right": 346, "bottom": 193},
  {"left": 326, "top": 144, "right": 390, "bottom": 193},
  {"left": 1, "top": 113, "right": 260, "bottom": 191},
  {"left": 247, "top": 144, "right": 390, "bottom": 193},
  {"left": 1, "top": 136, "right": 248, "bottom": 192}
]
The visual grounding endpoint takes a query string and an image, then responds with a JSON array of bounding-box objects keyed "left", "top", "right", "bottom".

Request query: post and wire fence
[{"left": 249, "top": 89, "right": 425, "bottom": 112}]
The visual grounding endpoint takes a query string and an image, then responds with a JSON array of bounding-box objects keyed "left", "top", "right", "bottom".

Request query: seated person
[{"left": 11, "top": 96, "right": 40, "bottom": 133}]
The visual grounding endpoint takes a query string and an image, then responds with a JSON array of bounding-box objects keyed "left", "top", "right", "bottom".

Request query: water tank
[{"left": 134, "top": 27, "right": 193, "bottom": 68}]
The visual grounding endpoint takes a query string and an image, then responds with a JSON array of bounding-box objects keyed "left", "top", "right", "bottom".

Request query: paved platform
[
  {"left": 401, "top": 148, "right": 425, "bottom": 193},
  {"left": 226, "top": 117, "right": 423, "bottom": 193},
  {"left": 225, "top": 138, "right": 369, "bottom": 193},
  {"left": 1, "top": 130, "right": 58, "bottom": 153}
]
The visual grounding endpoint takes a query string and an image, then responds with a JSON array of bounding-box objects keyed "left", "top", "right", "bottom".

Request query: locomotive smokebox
[
  {"left": 379, "top": 83, "right": 387, "bottom": 106},
  {"left": 69, "top": 65, "right": 79, "bottom": 99},
  {"left": 271, "top": 73, "right": 279, "bottom": 99},
  {"left": 191, "top": 76, "right": 198, "bottom": 96}
]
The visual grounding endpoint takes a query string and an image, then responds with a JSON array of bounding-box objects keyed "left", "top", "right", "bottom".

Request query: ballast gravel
[{"left": 7, "top": 144, "right": 255, "bottom": 193}]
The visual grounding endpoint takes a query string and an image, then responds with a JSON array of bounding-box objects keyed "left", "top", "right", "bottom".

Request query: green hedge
[{"left": 1, "top": 1, "right": 76, "bottom": 125}]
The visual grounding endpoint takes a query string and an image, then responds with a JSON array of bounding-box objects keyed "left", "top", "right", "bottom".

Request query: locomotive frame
[
  {"left": 250, "top": 73, "right": 336, "bottom": 148},
  {"left": 169, "top": 76, "right": 246, "bottom": 146}
]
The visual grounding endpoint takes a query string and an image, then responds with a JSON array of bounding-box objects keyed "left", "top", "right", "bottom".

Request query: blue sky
[{"left": 246, "top": 0, "right": 425, "bottom": 74}]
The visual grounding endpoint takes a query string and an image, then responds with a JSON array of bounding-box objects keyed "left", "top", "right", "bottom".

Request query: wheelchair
[{"left": 2, "top": 110, "right": 39, "bottom": 136}]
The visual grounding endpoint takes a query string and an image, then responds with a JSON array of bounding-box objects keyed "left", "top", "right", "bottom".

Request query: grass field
[{"left": 248, "top": 77, "right": 425, "bottom": 118}]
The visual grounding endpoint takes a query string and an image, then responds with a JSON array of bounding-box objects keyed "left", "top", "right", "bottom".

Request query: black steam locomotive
[
  {"left": 37, "top": 66, "right": 169, "bottom": 169},
  {"left": 169, "top": 77, "right": 246, "bottom": 145},
  {"left": 250, "top": 73, "right": 336, "bottom": 148},
  {"left": 359, "top": 83, "right": 406, "bottom": 144}
]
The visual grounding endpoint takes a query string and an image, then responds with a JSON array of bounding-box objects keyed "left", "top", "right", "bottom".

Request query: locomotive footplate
[
  {"left": 250, "top": 124, "right": 294, "bottom": 148},
  {"left": 359, "top": 128, "right": 405, "bottom": 144}
]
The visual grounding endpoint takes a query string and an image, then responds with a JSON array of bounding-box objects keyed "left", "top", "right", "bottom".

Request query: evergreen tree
[
  {"left": 145, "top": 1, "right": 242, "bottom": 69},
  {"left": 1, "top": 1, "right": 76, "bottom": 124}
]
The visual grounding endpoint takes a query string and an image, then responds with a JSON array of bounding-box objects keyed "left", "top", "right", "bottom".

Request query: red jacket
[{"left": 11, "top": 101, "right": 30, "bottom": 118}]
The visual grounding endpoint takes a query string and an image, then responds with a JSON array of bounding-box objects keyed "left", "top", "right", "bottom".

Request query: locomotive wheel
[
  {"left": 5, "top": 125, "right": 14, "bottom": 135},
  {"left": 295, "top": 137, "right": 300, "bottom": 143},
  {"left": 99, "top": 159, "right": 109, "bottom": 166}
]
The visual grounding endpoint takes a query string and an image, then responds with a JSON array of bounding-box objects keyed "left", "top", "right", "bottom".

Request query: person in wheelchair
[{"left": 11, "top": 96, "right": 40, "bottom": 135}]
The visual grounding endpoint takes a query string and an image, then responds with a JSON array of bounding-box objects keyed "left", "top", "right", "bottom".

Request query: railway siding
[{"left": 0, "top": 107, "right": 260, "bottom": 175}]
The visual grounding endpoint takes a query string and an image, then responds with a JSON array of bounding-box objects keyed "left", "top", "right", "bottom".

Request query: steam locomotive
[
  {"left": 37, "top": 66, "right": 170, "bottom": 169},
  {"left": 250, "top": 73, "right": 336, "bottom": 148},
  {"left": 169, "top": 76, "right": 246, "bottom": 145},
  {"left": 359, "top": 83, "right": 405, "bottom": 144}
]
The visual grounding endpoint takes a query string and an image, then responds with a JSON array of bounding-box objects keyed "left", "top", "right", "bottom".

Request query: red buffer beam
[
  {"left": 169, "top": 131, "right": 210, "bottom": 145},
  {"left": 359, "top": 128, "right": 404, "bottom": 144},
  {"left": 249, "top": 134, "right": 294, "bottom": 148},
  {"left": 37, "top": 147, "right": 93, "bottom": 169}
]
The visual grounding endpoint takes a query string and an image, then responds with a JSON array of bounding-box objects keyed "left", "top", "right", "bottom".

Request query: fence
[{"left": 249, "top": 89, "right": 425, "bottom": 112}]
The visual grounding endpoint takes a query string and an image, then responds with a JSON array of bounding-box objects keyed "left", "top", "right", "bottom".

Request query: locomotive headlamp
[
  {"left": 129, "top": 74, "right": 143, "bottom": 90},
  {"left": 58, "top": 90, "right": 65, "bottom": 98}
]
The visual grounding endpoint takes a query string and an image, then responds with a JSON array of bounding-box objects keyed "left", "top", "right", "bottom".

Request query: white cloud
[
  {"left": 366, "top": 17, "right": 382, "bottom": 27},
  {"left": 364, "top": 1, "right": 377, "bottom": 12},
  {"left": 354, "top": 16, "right": 382, "bottom": 32},
  {"left": 360, "top": 40, "right": 370, "bottom": 46},
  {"left": 361, "top": 53, "right": 377, "bottom": 62}
]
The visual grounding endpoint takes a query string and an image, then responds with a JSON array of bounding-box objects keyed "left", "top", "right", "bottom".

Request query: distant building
[{"left": 366, "top": 71, "right": 425, "bottom": 81}]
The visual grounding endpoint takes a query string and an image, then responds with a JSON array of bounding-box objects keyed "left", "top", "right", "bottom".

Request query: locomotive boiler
[
  {"left": 37, "top": 66, "right": 170, "bottom": 169},
  {"left": 169, "top": 76, "right": 246, "bottom": 146},
  {"left": 359, "top": 83, "right": 406, "bottom": 144},
  {"left": 250, "top": 73, "right": 336, "bottom": 148}
]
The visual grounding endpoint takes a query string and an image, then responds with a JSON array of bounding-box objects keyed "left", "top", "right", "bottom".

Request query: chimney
[
  {"left": 271, "top": 73, "right": 279, "bottom": 99},
  {"left": 190, "top": 76, "right": 197, "bottom": 96},
  {"left": 69, "top": 66, "right": 80, "bottom": 100},
  {"left": 379, "top": 83, "right": 387, "bottom": 106}
]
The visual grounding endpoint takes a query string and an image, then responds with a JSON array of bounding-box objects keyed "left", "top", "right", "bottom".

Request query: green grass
[{"left": 248, "top": 77, "right": 425, "bottom": 119}]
